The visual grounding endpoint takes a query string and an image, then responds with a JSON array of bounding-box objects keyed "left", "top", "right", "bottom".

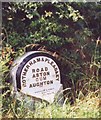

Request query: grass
[
  {"left": 1, "top": 89, "right": 100, "bottom": 119},
  {"left": 1, "top": 40, "right": 100, "bottom": 119}
]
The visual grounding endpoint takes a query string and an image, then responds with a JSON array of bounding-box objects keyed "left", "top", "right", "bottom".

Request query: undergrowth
[
  {"left": 1, "top": 39, "right": 100, "bottom": 118},
  {"left": 0, "top": 90, "right": 100, "bottom": 118}
]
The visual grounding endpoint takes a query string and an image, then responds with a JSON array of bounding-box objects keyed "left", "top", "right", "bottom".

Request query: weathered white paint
[{"left": 11, "top": 51, "right": 63, "bottom": 104}]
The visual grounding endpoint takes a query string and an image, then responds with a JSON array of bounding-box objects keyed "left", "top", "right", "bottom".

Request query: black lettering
[
  {"left": 42, "top": 58, "right": 44, "bottom": 61},
  {"left": 26, "top": 65, "right": 30, "bottom": 69},
  {"left": 22, "top": 80, "right": 26, "bottom": 83},
  {"left": 43, "top": 81, "right": 46, "bottom": 85},
  {"left": 37, "top": 82, "right": 39, "bottom": 86},
  {"left": 43, "top": 76, "right": 46, "bottom": 80},
  {"left": 29, "top": 84, "right": 33, "bottom": 88},
  {"left": 53, "top": 65, "right": 56, "bottom": 69},
  {"left": 22, "top": 80, "right": 26, "bottom": 87},
  {"left": 56, "top": 74, "right": 59, "bottom": 78},
  {"left": 56, "top": 78, "right": 59, "bottom": 81},
  {"left": 33, "top": 83, "right": 36, "bottom": 87},
  {"left": 36, "top": 78, "right": 39, "bottom": 81},
  {"left": 40, "top": 73, "right": 42, "bottom": 76},
  {"left": 22, "top": 84, "right": 26, "bottom": 87},
  {"left": 47, "top": 72, "right": 50, "bottom": 75},
  {"left": 22, "top": 72, "right": 26, "bottom": 76},
  {"left": 45, "top": 58, "right": 50, "bottom": 63},
  {"left": 50, "top": 80, "right": 53, "bottom": 84},
  {"left": 43, "top": 72, "right": 46, "bottom": 76},
  {"left": 32, "top": 74, "right": 35, "bottom": 78},
  {"left": 56, "top": 74, "right": 59, "bottom": 81},
  {"left": 29, "top": 61, "right": 33, "bottom": 66},
  {"left": 36, "top": 73, "right": 39, "bottom": 77},
  {"left": 47, "top": 81, "right": 50, "bottom": 84},
  {"left": 36, "top": 68, "right": 39, "bottom": 72},
  {"left": 40, "top": 82, "right": 43, "bottom": 87},
  {"left": 41, "top": 68, "right": 44, "bottom": 72},
  {"left": 22, "top": 75, "right": 26, "bottom": 79},
  {"left": 55, "top": 71, "right": 58, "bottom": 74},
  {"left": 33, "top": 60, "right": 36, "bottom": 64},
  {"left": 32, "top": 69, "right": 35, "bottom": 73},
  {"left": 50, "top": 61, "right": 54, "bottom": 66},
  {"left": 45, "top": 67, "right": 48, "bottom": 71},
  {"left": 55, "top": 67, "right": 58, "bottom": 72},
  {"left": 24, "top": 68, "right": 28, "bottom": 72},
  {"left": 37, "top": 58, "right": 40, "bottom": 62}
]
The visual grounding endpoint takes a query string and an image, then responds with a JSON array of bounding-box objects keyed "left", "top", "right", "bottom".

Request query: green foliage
[{"left": 1, "top": 2, "right": 101, "bottom": 118}]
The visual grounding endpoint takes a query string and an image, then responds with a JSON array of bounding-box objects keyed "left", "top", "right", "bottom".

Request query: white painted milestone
[{"left": 11, "top": 51, "right": 62, "bottom": 103}]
